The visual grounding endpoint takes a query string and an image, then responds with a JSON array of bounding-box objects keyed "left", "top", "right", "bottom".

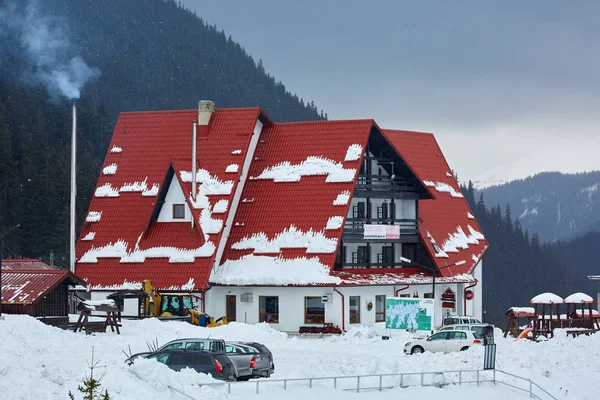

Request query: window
[
  {"left": 185, "top": 342, "right": 205, "bottom": 350},
  {"left": 259, "top": 296, "right": 279, "bottom": 323},
  {"left": 305, "top": 297, "right": 325, "bottom": 324},
  {"left": 161, "top": 342, "right": 183, "bottom": 350},
  {"left": 148, "top": 352, "right": 170, "bottom": 364},
  {"left": 375, "top": 295, "right": 386, "bottom": 322},
  {"left": 193, "top": 354, "right": 212, "bottom": 366},
  {"left": 349, "top": 296, "right": 360, "bottom": 324},
  {"left": 382, "top": 246, "right": 393, "bottom": 264},
  {"left": 170, "top": 352, "right": 194, "bottom": 365},
  {"left": 377, "top": 203, "right": 389, "bottom": 220},
  {"left": 173, "top": 204, "right": 185, "bottom": 219},
  {"left": 448, "top": 332, "right": 467, "bottom": 340},
  {"left": 401, "top": 243, "right": 417, "bottom": 263},
  {"left": 356, "top": 246, "right": 369, "bottom": 264},
  {"left": 428, "top": 333, "right": 448, "bottom": 341},
  {"left": 423, "top": 293, "right": 433, "bottom": 299}
]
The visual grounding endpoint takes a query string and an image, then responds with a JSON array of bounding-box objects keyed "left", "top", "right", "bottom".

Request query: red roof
[
  {"left": 1, "top": 259, "right": 56, "bottom": 271},
  {"left": 380, "top": 129, "right": 488, "bottom": 276},
  {"left": 76, "top": 108, "right": 267, "bottom": 290},
  {"left": 220, "top": 119, "right": 374, "bottom": 269},
  {"left": 1, "top": 270, "right": 86, "bottom": 304}
]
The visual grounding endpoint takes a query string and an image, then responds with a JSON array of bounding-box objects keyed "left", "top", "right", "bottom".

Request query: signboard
[
  {"left": 363, "top": 224, "right": 400, "bottom": 240},
  {"left": 385, "top": 297, "right": 433, "bottom": 331}
]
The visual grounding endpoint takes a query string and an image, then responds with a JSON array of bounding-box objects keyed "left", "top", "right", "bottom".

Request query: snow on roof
[
  {"left": 86, "top": 211, "right": 102, "bottom": 222},
  {"left": 94, "top": 183, "right": 120, "bottom": 197},
  {"left": 326, "top": 216, "right": 344, "bottom": 230},
  {"left": 467, "top": 212, "right": 475, "bottom": 219},
  {"left": 180, "top": 169, "right": 234, "bottom": 195},
  {"left": 344, "top": 144, "right": 363, "bottom": 161},
  {"left": 103, "top": 163, "right": 117, "bottom": 175},
  {"left": 141, "top": 184, "right": 159, "bottom": 197},
  {"left": 199, "top": 209, "right": 223, "bottom": 235},
  {"left": 225, "top": 164, "right": 239, "bottom": 173},
  {"left": 2, "top": 270, "right": 86, "bottom": 304},
  {"left": 231, "top": 225, "right": 337, "bottom": 254},
  {"left": 446, "top": 172, "right": 453, "bottom": 178},
  {"left": 120, "top": 178, "right": 148, "bottom": 192},
  {"left": 211, "top": 255, "right": 342, "bottom": 285},
  {"left": 426, "top": 181, "right": 464, "bottom": 198},
  {"left": 508, "top": 307, "right": 536, "bottom": 316},
  {"left": 212, "top": 199, "right": 229, "bottom": 214},
  {"left": 530, "top": 292, "right": 564, "bottom": 304},
  {"left": 335, "top": 270, "right": 475, "bottom": 286},
  {"left": 231, "top": 149, "right": 242, "bottom": 155},
  {"left": 564, "top": 292, "right": 595, "bottom": 304},
  {"left": 82, "top": 232, "right": 95, "bottom": 241},
  {"left": 253, "top": 156, "right": 356, "bottom": 183},
  {"left": 110, "top": 146, "right": 122, "bottom": 153},
  {"left": 333, "top": 190, "right": 351, "bottom": 206},
  {"left": 439, "top": 225, "right": 484, "bottom": 254},
  {"left": 574, "top": 309, "right": 600, "bottom": 318}
]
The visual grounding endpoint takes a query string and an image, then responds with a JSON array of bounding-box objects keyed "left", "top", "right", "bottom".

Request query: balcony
[
  {"left": 354, "top": 174, "right": 419, "bottom": 199},
  {"left": 342, "top": 218, "right": 419, "bottom": 243}
]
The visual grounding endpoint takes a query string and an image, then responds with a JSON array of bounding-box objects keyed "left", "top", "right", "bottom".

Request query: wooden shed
[{"left": 1, "top": 259, "right": 86, "bottom": 326}]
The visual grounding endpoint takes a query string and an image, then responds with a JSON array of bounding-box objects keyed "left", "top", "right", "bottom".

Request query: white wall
[{"left": 157, "top": 175, "right": 191, "bottom": 222}]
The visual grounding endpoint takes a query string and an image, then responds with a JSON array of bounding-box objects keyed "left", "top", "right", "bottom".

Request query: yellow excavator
[{"left": 108, "top": 280, "right": 228, "bottom": 327}]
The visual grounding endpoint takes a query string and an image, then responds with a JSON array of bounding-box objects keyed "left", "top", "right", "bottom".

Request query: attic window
[{"left": 173, "top": 204, "right": 185, "bottom": 219}]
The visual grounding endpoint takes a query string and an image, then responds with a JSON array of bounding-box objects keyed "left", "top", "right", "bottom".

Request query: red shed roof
[
  {"left": 1, "top": 259, "right": 56, "bottom": 271},
  {"left": 1, "top": 270, "right": 86, "bottom": 304},
  {"left": 380, "top": 129, "right": 488, "bottom": 276},
  {"left": 76, "top": 108, "right": 266, "bottom": 290}
]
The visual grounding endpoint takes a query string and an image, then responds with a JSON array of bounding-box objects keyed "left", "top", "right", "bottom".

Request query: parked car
[
  {"left": 404, "top": 330, "right": 482, "bottom": 355},
  {"left": 442, "top": 315, "right": 482, "bottom": 326},
  {"left": 438, "top": 323, "right": 493, "bottom": 339},
  {"left": 156, "top": 338, "right": 226, "bottom": 353},
  {"left": 226, "top": 341, "right": 273, "bottom": 378},
  {"left": 132, "top": 349, "right": 237, "bottom": 381}
]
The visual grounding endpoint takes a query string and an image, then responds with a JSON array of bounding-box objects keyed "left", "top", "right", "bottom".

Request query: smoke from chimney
[{"left": 0, "top": 1, "right": 100, "bottom": 100}]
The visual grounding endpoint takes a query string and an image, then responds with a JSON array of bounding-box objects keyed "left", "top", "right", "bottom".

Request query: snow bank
[
  {"left": 103, "top": 163, "right": 118, "bottom": 175},
  {"left": 326, "top": 216, "right": 344, "bottom": 230},
  {"left": 110, "top": 146, "right": 122, "bottom": 153},
  {"left": 95, "top": 183, "right": 120, "bottom": 197},
  {"left": 211, "top": 255, "right": 341, "bottom": 285},
  {"left": 254, "top": 156, "right": 356, "bottom": 183},
  {"left": 530, "top": 292, "right": 564, "bottom": 304},
  {"left": 180, "top": 169, "right": 233, "bottom": 195},
  {"left": 212, "top": 199, "right": 229, "bottom": 214},
  {"left": 225, "top": 164, "right": 239, "bottom": 173},
  {"left": 81, "top": 232, "right": 95, "bottom": 241},
  {"left": 333, "top": 190, "right": 351, "bottom": 206},
  {"left": 344, "top": 144, "right": 363, "bottom": 162},
  {"left": 231, "top": 225, "right": 337, "bottom": 254},
  {"left": 86, "top": 211, "right": 102, "bottom": 222}
]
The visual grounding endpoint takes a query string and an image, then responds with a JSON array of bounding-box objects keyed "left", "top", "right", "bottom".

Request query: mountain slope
[{"left": 479, "top": 171, "right": 600, "bottom": 243}]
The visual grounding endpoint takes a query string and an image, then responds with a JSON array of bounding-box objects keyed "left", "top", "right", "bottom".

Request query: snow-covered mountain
[{"left": 479, "top": 171, "right": 600, "bottom": 242}]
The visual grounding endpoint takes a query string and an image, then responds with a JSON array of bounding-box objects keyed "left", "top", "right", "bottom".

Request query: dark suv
[{"left": 144, "top": 349, "right": 236, "bottom": 381}]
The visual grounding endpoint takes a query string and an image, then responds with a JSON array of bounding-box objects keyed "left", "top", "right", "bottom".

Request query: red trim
[
  {"left": 333, "top": 287, "right": 346, "bottom": 332},
  {"left": 464, "top": 280, "right": 478, "bottom": 313}
]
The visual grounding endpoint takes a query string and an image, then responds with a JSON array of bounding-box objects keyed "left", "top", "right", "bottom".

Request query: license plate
[{"left": 228, "top": 375, "right": 234, "bottom": 380}]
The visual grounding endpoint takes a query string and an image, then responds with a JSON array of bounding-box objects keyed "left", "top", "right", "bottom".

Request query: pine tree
[{"left": 69, "top": 348, "right": 111, "bottom": 400}]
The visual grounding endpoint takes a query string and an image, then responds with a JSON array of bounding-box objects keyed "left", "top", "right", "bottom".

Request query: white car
[{"left": 403, "top": 330, "right": 482, "bottom": 355}]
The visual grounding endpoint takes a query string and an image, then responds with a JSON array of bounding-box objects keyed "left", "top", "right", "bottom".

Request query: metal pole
[
  {"left": 0, "top": 223, "right": 3, "bottom": 318},
  {"left": 191, "top": 121, "right": 197, "bottom": 229},
  {"left": 70, "top": 102, "right": 77, "bottom": 273},
  {"left": 432, "top": 272, "right": 436, "bottom": 333}
]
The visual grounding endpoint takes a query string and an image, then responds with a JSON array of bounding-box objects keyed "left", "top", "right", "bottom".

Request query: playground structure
[
  {"left": 504, "top": 292, "right": 600, "bottom": 340},
  {"left": 73, "top": 300, "right": 121, "bottom": 335}
]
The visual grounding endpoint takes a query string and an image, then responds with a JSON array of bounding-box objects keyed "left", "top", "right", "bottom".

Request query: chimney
[{"left": 198, "top": 100, "right": 215, "bottom": 126}]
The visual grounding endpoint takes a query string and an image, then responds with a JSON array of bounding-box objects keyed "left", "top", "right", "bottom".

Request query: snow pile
[
  {"left": 86, "top": 211, "right": 102, "bottom": 222},
  {"left": 212, "top": 199, "right": 229, "bottom": 214},
  {"left": 344, "top": 144, "right": 363, "bottom": 162},
  {"left": 95, "top": 183, "right": 120, "bottom": 197},
  {"left": 530, "top": 292, "right": 564, "bottom": 304},
  {"left": 142, "top": 184, "right": 160, "bottom": 197},
  {"left": 440, "top": 225, "right": 484, "bottom": 254},
  {"left": 225, "top": 164, "right": 239, "bottom": 173},
  {"left": 110, "top": 146, "right": 122, "bottom": 153},
  {"left": 333, "top": 190, "right": 351, "bottom": 205},
  {"left": 564, "top": 292, "right": 595, "bottom": 303},
  {"left": 199, "top": 209, "right": 223, "bottom": 234},
  {"left": 180, "top": 169, "right": 234, "bottom": 195},
  {"left": 254, "top": 156, "right": 356, "bottom": 183},
  {"left": 103, "top": 163, "right": 118, "bottom": 175},
  {"left": 326, "top": 216, "right": 344, "bottom": 230},
  {"left": 81, "top": 232, "right": 95, "bottom": 241},
  {"left": 231, "top": 149, "right": 242, "bottom": 155},
  {"left": 211, "top": 255, "right": 341, "bottom": 285},
  {"left": 339, "top": 325, "right": 380, "bottom": 339},
  {"left": 231, "top": 225, "right": 338, "bottom": 254},
  {"left": 79, "top": 239, "right": 216, "bottom": 263}
]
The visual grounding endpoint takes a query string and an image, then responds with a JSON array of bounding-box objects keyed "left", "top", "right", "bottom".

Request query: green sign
[{"left": 385, "top": 297, "right": 432, "bottom": 331}]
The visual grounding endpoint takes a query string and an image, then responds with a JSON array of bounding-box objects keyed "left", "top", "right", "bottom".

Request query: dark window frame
[
  {"left": 173, "top": 204, "right": 185, "bottom": 219},
  {"left": 349, "top": 296, "right": 361, "bottom": 324},
  {"left": 304, "top": 296, "right": 325, "bottom": 324},
  {"left": 259, "top": 296, "right": 279, "bottom": 323},
  {"left": 375, "top": 295, "right": 386, "bottom": 322}
]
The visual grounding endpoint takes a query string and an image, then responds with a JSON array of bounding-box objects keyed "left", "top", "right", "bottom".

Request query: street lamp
[
  {"left": 400, "top": 256, "right": 466, "bottom": 332},
  {"left": 0, "top": 223, "right": 21, "bottom": 319}
]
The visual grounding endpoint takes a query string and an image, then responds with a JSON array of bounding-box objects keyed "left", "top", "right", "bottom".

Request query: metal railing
[{"left": 193, "top": 369, "right": 556, "bottom": 399}]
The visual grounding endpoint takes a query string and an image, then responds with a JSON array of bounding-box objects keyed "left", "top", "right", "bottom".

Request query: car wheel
[
  {"left": 460, "top": 346, "right": 469, "bottom": 351},
  {"left": 411, "top": 346, "right": 424, "bottom": 355}
]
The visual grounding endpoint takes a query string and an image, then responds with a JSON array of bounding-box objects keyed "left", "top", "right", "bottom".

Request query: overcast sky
[{"left": 181, "top": 0, "right": 600, "bottom": 184}]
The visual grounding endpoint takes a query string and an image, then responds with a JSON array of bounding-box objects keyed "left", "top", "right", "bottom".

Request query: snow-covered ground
[{"left": 0, "top": 315, "right": 598, "bottom": 399}]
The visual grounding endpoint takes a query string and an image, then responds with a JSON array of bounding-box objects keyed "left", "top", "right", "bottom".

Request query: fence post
[
  {"left": 256, "top": 381, "right": 259, "bottom": 394},
  {"left": 529, "top": 379, "right": 533, "bottom": 398},
  {"left": 459, "top": 371, "right": 462, "bottom": 385},
  {"left": 421, "top": 372, "right": 424, "bottom": 386},
  {"left": 227, "top": 383, "right": 231, "bottom": 394},
  {"left": 493, "top": 369, "right": 496, "bottom": 384},
  {"left": 284, "top": 380, "right": 287, "bottom": 391},
  {"left": 334, "top": 377, "right": 337, "bottom": 389},
  {"left": 379, "top": 375, "right": 383, "bottom": 391},
  {"left": 309, "top": 378, "right": 312, "bottom": 389},
  {"left": 357, "top": 376, "right": 360, "bottom": 393},
  {"left": 400, "top": 374, "right": 404, "bottom": 387},
  {"left": 477, "top": 370, "right": 480, "bottom": 386}
]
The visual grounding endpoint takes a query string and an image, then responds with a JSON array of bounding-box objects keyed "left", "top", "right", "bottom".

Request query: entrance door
[{"left": 226, "top": 295, "right": 236, "bottom": 322}]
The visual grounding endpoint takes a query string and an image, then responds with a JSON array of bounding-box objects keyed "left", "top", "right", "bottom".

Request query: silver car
[{"left": 226, "top": 342, "right": 273, "bottom": 378}]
